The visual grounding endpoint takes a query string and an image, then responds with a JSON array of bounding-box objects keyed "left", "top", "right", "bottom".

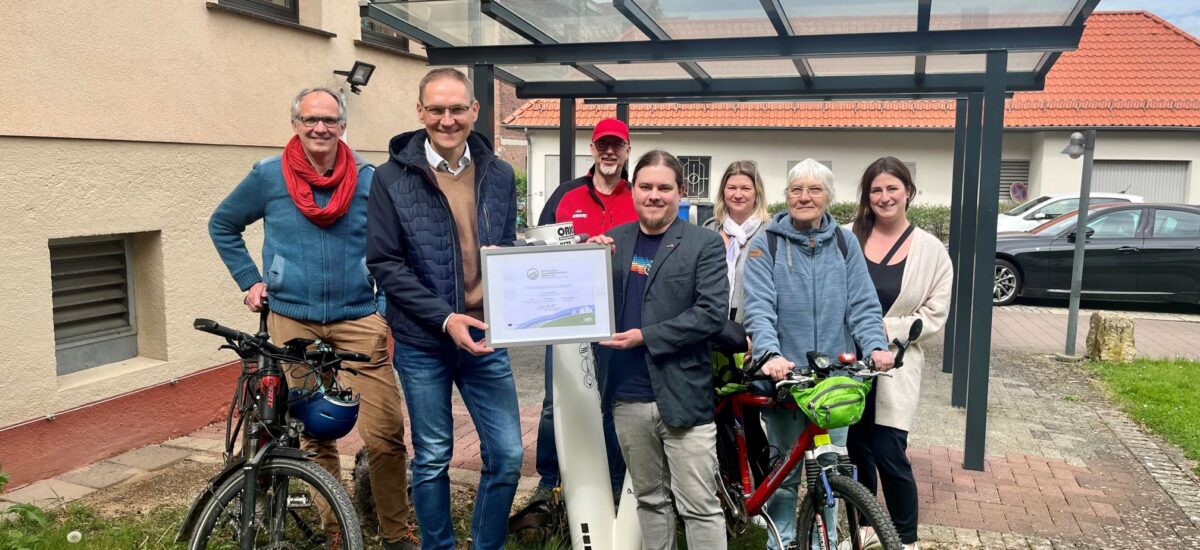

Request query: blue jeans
[
  {"left": 762, "top": 408, "right": 848, "bottom": 550},
  {"left": 392, "top": 331, "right": 523, "bottom": 550},
  {"left": 536, "top": 346, "right": 627, "bottom": 492}
]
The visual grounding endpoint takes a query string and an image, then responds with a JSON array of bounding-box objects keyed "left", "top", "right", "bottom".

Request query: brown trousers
[{"left": 269, "top": 312, "right": 412, "bottom": 540}]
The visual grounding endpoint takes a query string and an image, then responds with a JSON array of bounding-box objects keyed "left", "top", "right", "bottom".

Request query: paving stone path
[{"left": 5, "top": 308, "right": 1199, "bottom": 549}]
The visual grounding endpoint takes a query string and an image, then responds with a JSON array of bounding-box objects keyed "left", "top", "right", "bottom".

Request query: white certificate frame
[{"left": 481, "top": 243, "right": 615, "bottom": 347}]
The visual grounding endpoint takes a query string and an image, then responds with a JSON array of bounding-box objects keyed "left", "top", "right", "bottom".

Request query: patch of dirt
[{"left": 80, "top": 457, "right": 224, "bottom": 517}]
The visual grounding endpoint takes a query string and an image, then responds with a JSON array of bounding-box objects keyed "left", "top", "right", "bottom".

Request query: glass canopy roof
[{"left": 365, "top": 0, "right": 1099, "bottom": 99}]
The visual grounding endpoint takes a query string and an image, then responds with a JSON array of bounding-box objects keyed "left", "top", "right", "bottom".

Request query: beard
[
  {"left": 639, "top": 205, "right": 677, "bottom": 231},
  {"left": 597, "top": 162, "right": 620, "bottom": 177}
]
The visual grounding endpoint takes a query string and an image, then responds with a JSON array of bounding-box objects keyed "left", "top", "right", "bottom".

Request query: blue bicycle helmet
[{"left": 288, "top": 388, "right": 360, "bottom": 440}]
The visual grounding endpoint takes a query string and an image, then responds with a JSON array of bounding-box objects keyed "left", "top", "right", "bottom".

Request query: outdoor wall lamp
[
  {"left": 1057, "top": 129, "right": 1097, "bottom": 361},
  {"left": 335, "top": 61, "right": 376, "bottom": 95}
]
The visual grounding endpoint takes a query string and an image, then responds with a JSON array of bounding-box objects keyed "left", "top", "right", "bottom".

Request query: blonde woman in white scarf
[{"left": 703, "top": 160, "right": 771, "bottom": 323}]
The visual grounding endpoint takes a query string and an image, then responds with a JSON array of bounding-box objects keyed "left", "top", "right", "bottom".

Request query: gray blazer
[{"left": 598, "top": 219, "right": 729, "bottom": 428}]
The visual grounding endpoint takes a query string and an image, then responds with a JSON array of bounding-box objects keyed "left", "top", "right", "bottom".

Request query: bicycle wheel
[
  {"left": 189, "top": 456, "right": 363, "bottom": 550},
  {"left": 797, "top": 474, "right": 901, "bottom": 550}
]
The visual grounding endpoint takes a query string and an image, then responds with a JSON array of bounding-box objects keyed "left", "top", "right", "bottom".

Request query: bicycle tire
[
  {"left": 189, "top": 456, "right": 364, "bottom": 550},
  {"left": 797, "top": 474, "right": 902, "bottom": 550}
]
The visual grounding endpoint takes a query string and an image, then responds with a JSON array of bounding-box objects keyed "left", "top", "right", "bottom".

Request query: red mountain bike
[{"left": 716, "top": 320, "right": 922, "bottom": 550}]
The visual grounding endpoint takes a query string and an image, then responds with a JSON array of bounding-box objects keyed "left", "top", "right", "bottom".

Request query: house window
[
  {"left": 361, "top": 17, "right": 410, "bottom": 52},
  {"left": 220, "top": 0, "right": 297, "bottom": 22},
  {"left": 50, "top": 236, "right": 138, "bottom": 376},
  {"left": 679, "top": 156, "right": 711, "bottom": 198}
]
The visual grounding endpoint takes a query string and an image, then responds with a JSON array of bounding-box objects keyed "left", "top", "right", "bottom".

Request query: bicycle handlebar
[{"left": 193, "top": 317, "right": 288, "bottom": 357}]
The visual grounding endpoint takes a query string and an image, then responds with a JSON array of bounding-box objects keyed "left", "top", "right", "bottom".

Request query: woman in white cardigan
[{"left": 847, "top": 157, "right": 952, "bottom": 550}]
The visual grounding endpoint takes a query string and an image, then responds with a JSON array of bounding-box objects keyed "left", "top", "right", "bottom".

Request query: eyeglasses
[
  {"left": 297, "top": 116, "right": 343, "bottom": 129},
  {"left": 787, "top": 185, "right": 827, "bottom": 198},
  {"left": 593, "top": 139, "right": 628, "bottom": 151},
  {"left": 421, "top": 104, "right": 472, "bottom": 118}
]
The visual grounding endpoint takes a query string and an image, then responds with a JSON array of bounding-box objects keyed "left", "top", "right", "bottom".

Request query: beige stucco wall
[
  {"left": 2, "top": 1, "right": 425, "bottom": 153},
  {"left": 0, "top": 1, "right": 428, "bottom": 427},
  {"left": 527, "top": 128, "right": 1033, "bottom": 220}
]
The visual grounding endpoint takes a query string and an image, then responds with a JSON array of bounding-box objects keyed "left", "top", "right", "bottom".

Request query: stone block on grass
[{"left": 1085, "top": 312, "right": 1135, "bottom": 362}]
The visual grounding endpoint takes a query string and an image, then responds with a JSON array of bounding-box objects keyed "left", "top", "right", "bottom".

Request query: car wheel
[{"left": 994, "top": 259, "right": 1021, "bottom": 306}]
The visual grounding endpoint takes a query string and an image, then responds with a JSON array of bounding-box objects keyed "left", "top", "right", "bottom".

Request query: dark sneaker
[
  {"left": 528, "top": 485, "right": 555, "bottom": 505},
  {"left": 382, "top": 528, "right": 422, "bottom": 550}
]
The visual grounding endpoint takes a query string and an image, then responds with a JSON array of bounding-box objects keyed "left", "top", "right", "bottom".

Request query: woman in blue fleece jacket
[{"left": 742, "top": 159, "right": 893, "bottom": 550}]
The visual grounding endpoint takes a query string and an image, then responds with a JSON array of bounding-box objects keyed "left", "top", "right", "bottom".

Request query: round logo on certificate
[{"left": 526, "top": 268, "right": 540, "bottom": 280}]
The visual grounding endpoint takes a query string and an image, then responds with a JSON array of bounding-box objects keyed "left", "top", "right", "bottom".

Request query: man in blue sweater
[
  {"left": 366, "top": 68, "right": 522, "bottom": 550},
  {"left": 209, "top": 88, "right": 418, "bottom": 549}
]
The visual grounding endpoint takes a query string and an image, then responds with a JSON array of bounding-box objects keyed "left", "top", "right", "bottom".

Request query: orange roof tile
[{"left": 503, "top": 12, "right": 1200, "bottom": 130}]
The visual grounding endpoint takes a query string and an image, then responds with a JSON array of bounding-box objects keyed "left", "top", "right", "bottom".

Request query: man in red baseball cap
[{"left": 528, "top": 117, "right": 637, "bottom": 506}]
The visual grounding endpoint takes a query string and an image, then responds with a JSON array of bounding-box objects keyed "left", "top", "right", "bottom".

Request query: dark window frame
[
  {"left": 360, "top": 17, "right": 411, "bottom": 52},
  {"left": 220, "top": 0, "right": 298, "bottom": 22}
]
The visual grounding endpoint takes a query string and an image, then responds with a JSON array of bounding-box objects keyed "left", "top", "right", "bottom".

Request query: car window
[
  {"left": 1087, "top": 210, "right": 1141, "bottom": 239},
  {"left": 1151, "top": 209, "right": 1200, "bottom": 239},
  {"left": 1039, "top": 199, "right": 1077, "bottom": 217},
  {"left": 1005, "top": 196, "right": 1049, "bottom": 216}
]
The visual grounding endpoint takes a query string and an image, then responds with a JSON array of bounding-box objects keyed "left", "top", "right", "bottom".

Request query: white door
[{"left": 1093, "top": 160, "right": 1187, "bottom": 203}]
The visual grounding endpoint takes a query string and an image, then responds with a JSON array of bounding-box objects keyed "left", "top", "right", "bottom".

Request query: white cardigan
[{"left": 873, "top": 226, "right": 953, "bottom": 432}]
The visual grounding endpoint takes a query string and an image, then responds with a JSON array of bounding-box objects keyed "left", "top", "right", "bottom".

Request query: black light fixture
[{"left": 335, "top": 61, "right": 376, "bottom": 95}]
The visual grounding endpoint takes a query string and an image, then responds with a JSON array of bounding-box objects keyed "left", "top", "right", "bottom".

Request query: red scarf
[{"left": 281, "top": 135, "right": 358, "bottom": 228}]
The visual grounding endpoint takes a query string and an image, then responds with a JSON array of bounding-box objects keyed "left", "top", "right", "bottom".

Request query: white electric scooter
[{"left": 520, "top": 223, "right": 641, "bottom": 550}]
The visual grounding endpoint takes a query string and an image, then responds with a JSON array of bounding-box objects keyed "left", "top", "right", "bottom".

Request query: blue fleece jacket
[
  {"left": 209, "top": 153, "right": 384, "bottom": 324},
  {"left": 742, "top": 211, "right": 888, "bottom": 365}
]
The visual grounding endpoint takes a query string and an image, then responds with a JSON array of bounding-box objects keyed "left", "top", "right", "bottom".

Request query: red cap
[{"left": 592, "top": 118, "right": 630, "bottom": 143}]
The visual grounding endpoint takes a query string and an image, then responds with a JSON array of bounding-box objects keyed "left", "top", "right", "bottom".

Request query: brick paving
[
  {"left": 990, "top": 307, "right": 1200, "bottom": 360},
  {"left": 7, "top": 307, "right": 1200, "bottom": 549}
]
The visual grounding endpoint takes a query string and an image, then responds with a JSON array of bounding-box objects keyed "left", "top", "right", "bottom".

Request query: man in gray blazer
[{"left": 590, "top": 149, "right": 729, "bottom": 550}]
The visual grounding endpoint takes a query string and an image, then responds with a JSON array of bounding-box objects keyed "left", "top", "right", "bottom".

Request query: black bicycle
[{"left": 175, "top": 307, "right": 365, "bottom": 550}]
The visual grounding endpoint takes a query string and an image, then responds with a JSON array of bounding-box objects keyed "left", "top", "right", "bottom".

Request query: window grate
[
  {"left": 1000, "top": 160, "right": 1031, "bottom": 200},
  {"left": 50, "top": 237, "right": 137, "bottom": 375},
  {"left": 220, "top": 0, "right": 297, "bottom": 22},
  {"left": 679, "top": 156, "right": 711, "bottom": 199}
]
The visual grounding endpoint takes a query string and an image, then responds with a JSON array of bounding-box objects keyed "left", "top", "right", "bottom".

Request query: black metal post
[
  {"left": 950, "top": 92, "right": 982, "bottom": 408},
  {"left": 471, "top": 64, "right": 495, "bottom": 146},
  {"left": 616, "top": 102, "right": 630, "bottom": 125},
  {"left": 943, "top": 97, "right": 968, "bottom": 374},
  {"left": 559, "top": 98, "right": 576, "bottom": 184},
  {"left": 964, "top": 50, "right": 1008, "bottom": 472}
]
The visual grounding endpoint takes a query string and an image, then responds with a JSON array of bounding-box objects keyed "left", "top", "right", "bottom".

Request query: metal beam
[
  {"left": 964, "top": 50, "right": 1008, "bottom": 472},
  {"left": 361, "top": 4, "right": 524, "bottom": 86},
  {"left": 950, "top": 92, "right": 983, "bottom": 409},
  {"left": 758, "top": 0, "right": 813, "bottom": 85},
  {"left": 472, "top": 64, "right": 496, "bottom": 146},
  {"left": 516, "top": 72, "right": 1042, "bottom": 99},
  {"left": 1036, "top": 0, "right": 1100, "bottom": 79},
  {"left": 559, "top": 99, "right": 576, "bottom": 184},
  {"left": 426, "top": 25, "right": 1084, "bottom": 66},
  {"left": 616, "top": 102, "right": 630, "bottom": 125},
  {"left": 612, "top": 0, "right": 711, "bottom": 84},
  {"left": 479, "top": 0, "right": 615, "bottom": 87},
  {"left": 943, "top": 97, "right": 968, "bottom": 375},
  {"left": 914, "top": 0, "right": 932, "bottom": 83}
]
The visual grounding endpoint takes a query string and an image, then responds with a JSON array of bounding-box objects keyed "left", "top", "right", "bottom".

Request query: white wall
[
  {"left": 1034, "top": 131, "right": 1200, "bottom": 203},
  {"left": 527, "top": 128, "right": 1034, "bottom": 220},
  {"left": 528, "top": 127, "right": 1200, "bottom": 222}
]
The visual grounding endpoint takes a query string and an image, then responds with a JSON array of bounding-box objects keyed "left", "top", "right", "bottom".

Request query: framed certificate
[{"left": 481, "top": 243, "right": 615, "bottom": 347}]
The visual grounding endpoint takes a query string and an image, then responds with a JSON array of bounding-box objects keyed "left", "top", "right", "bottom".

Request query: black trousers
[{"left": 847, "top": 384, "right": 919, "bottom": 544}]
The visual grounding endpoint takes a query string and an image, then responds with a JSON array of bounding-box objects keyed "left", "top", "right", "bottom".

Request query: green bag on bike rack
[{"left": 790, "top": 376, "right": 871, "bottom": 429}]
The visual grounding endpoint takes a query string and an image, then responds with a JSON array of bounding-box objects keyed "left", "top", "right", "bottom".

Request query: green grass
[
  {"left": 0, "top": 503, "right": 185, "bottom": 550},
  {"left": 1090, "top": 358, "right": 1200, "bottom": 476}
]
